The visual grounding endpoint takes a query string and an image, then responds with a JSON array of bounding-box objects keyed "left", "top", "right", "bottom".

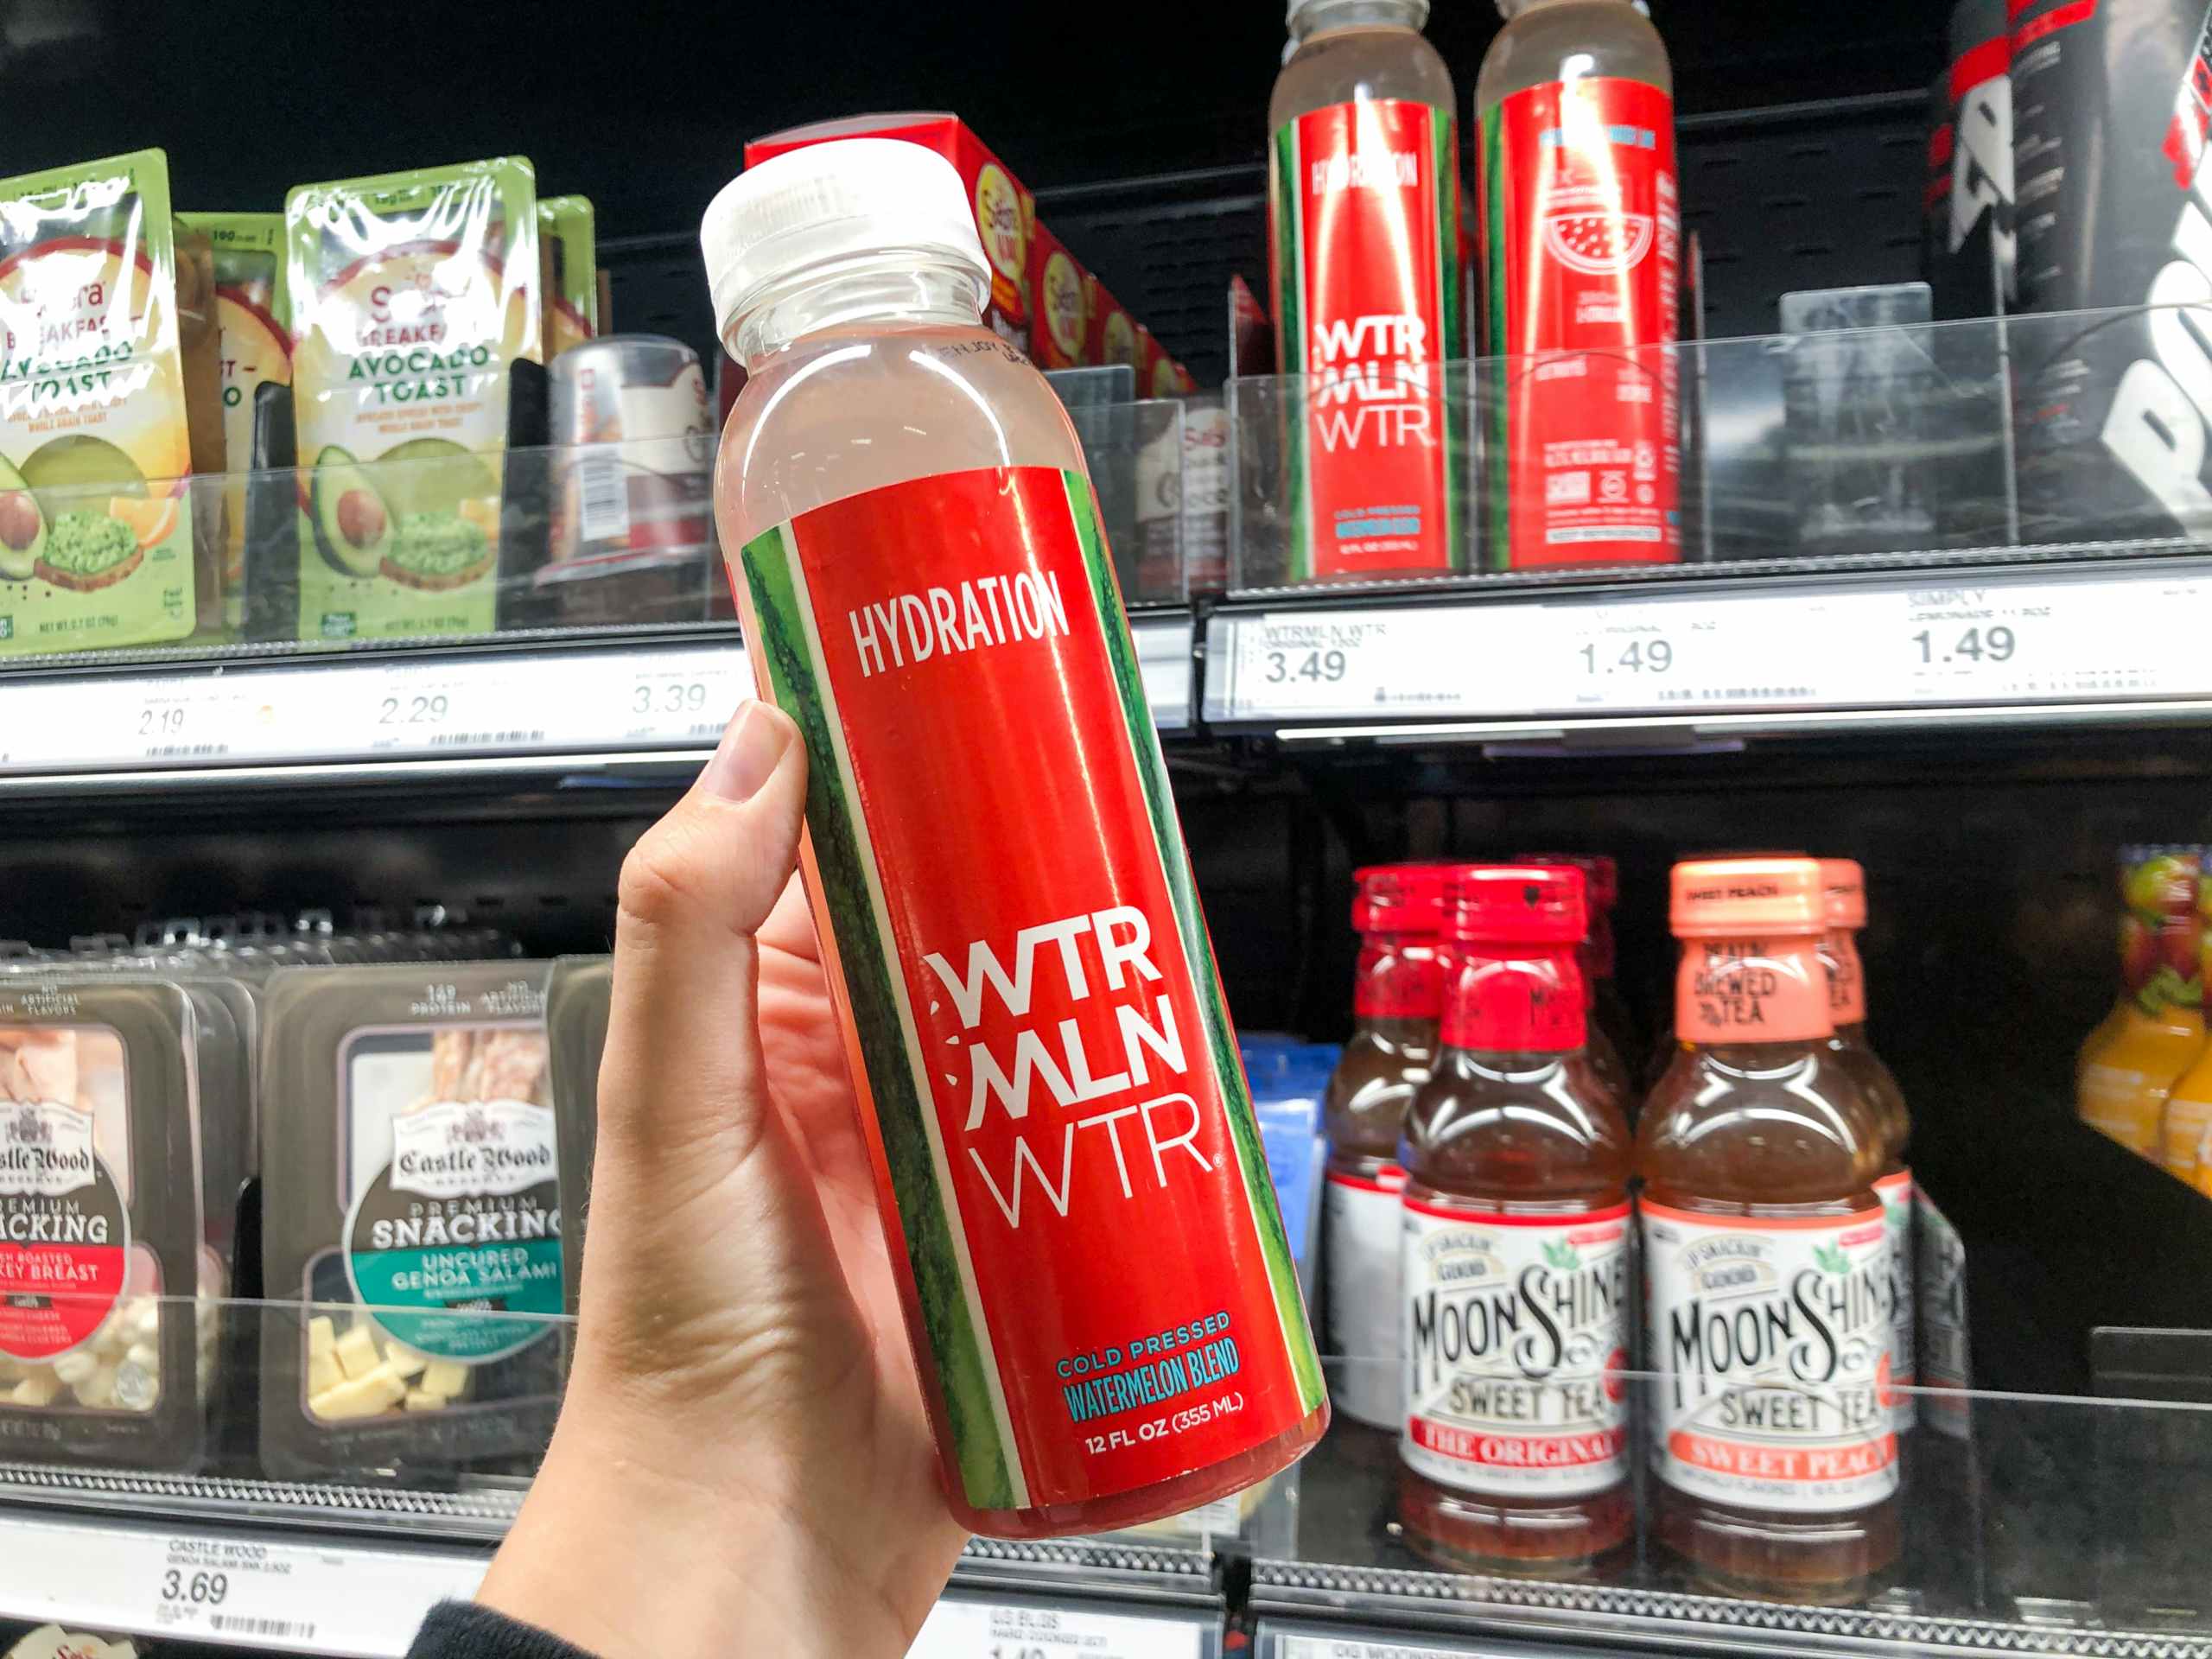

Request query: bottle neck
[
  {"left": 1820, "top": 928, "right": 1868, "bottom": 1027},
  {"left": 1352, "top": 931, "right": 1445, "bottom": 1021},
  {"left": 1291, "top": 0, "right": 1425, "bottom": 45},
  {"left": 1440, "top": 942, "right": 1586, "bottom": 1052},
  {"left": 1675, "top": 934, "right": 1834, "bottom": 1046},
  {"left": 728, "top": 261, "right": 987, "bottom": 366}
]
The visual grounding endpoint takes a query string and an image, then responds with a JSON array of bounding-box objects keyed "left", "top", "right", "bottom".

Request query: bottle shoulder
[
  {"left": 1636, "top": 1046, "right": 1885, "bottom": 1204},
  {"left": 1269, "top": 26, "right": 1458, "bottom": 130},
  {"left": 715, "top": 324, "right": 1088, "bottom": 545},
  {"left": 1476, "top": 0, "right": 1674, "bottom": 111},
  {"left": 1403, "top": 1050, "right": 1632, "bottom": 1198}
]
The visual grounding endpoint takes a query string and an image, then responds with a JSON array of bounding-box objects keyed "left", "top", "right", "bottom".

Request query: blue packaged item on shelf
[{"left": 1242, "top": 1040, "right": 1339, "bottom": 1299}]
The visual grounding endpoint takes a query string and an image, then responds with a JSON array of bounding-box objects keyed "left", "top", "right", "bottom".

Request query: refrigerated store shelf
[
  {"left": 0, "top": 617, "right": 1197, "bottom": 789},
  {"left": 0, "top": 1484, "right": 1221, "bottom": 1659},
  {"left": 1204, "top": 556, "right": 2212, "bottom": 741}
]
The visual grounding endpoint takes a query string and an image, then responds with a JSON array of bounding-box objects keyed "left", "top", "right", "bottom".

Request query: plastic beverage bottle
[
  {"left": 2076, "top": 844, "right": 2157, "bottom": 1081},
  {"left": 1323, "top": 864, "right": 1446, "bottom": 1429},
  {"left": 2078, "top": 845, "right": 2206, "bottom": 1160},
  {"left": 702, "top": 140, "right": 1328, "bottom": 1537},
  {"left": 1476, "top": 0, "right": 1680, "bottom": 570},
  {"left": 1639, "top": 857, "right": 1898, "bottom": 1602},
  {"left": 1519, "top": 853, "right": 1637, "bottom": 1104},
  {"left": 1817, "top": 859, "right": 1916, "bottom": 1448},
  {"left": 1268, "top": 0, "right": 1465, "bottom": 581},
  {"left": 2159, "top": 864, "right": 2212, "bottom": 1186},
  {"left": 1398, "top": 864, "right": 1633, "bottom": 1573}
]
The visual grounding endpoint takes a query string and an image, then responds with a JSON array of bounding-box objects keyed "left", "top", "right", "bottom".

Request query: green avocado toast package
[
  {"left": 177, "top": 213, "right": 289, "bottom": 639},
  {"left": 0, "top": 150, "right": 218, "bottom": 654},
  {"left": 538, "top": 197, "right": 597, "bottom": 359},
  {"left": 285, "top": 158, "right": 539, "bottom": 642}
]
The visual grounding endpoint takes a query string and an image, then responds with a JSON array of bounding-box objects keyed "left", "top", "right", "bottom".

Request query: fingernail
[{"left": 699, "top": 702, "right": 789, "bottom": 802}]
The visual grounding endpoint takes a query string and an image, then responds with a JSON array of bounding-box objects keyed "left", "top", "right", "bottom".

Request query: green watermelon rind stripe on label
[
  {"left": 740, "top": 520, "right": 1020, "bottom": 1512},
  {"left": 1270, "top": 119, "right": 1312, "bottom": 584},
  {"left": 1433, "top": 105, "right": 1465, "bottom": 575},
  {"left": 1064, "top": 474, "right": 1327, "bottom": 1415},
  {"left": 1480, "top": 103, "right": 1512, "bottom": 571}
]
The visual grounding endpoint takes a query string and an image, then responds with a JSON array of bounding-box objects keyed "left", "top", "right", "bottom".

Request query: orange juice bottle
[
  {"left": 2161, "top": 863, "right": 2212, "bottom": 1186},
  {"left": 2078, "top": 845, "right": 2206, "bottom": 1160}
]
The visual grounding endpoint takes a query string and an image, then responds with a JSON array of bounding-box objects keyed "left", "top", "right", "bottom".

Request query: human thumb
[{"left": 594, "top": 699, "right": 809, "bottom": 1185}]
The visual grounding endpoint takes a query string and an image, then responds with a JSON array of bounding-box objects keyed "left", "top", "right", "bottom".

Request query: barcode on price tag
[{"left": 908, "top": 1598, "right": 1209, "bottom": 1659}]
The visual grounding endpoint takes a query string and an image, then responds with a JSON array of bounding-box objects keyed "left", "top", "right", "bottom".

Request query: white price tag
[
  {"left": 0, "top": 1513, "right": 485, "bottom": 1657},
  {"left": 1274, "top": 1636, "right": 1470, "bottom": 1659},
  {"left": 909, "top": 1598, "right": 1207, "bottom": 1659},
  {"left": 1212, "top": 610, "right": 1472, "bottom": 721},
  {"left": 1133, "top": 619, "right": 1193, "bottom": 734},
  {"left": 616, "top": 646, "right": 747, "bottom": 746}
]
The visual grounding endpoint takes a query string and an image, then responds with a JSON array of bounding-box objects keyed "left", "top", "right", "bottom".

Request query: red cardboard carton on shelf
[
  {"left": 745, "top": 112, "right": 1037, "bottom": 354},
  {"left": 1138, "top": 327, "right": 1196, "bottom": 398},
  {"left": 1086, "top": 274, "right": 1141, "bottom": 373},
  {"left": 1031, "top": 223, "right": 1089, "bottom": 370}
]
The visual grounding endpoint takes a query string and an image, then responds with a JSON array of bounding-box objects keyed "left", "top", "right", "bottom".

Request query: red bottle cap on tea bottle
[
  {"left": 1351, "top": 862, "right": 1448, "bottom": 936},
  {"left": 1440, "top": 864, "right": 1588, "bottom": 1052},
  {"left": 1518, "top": 851, "right": 1618, "bottom": 982},
  {"left": 1519, "top": 851, "right": 1618, "bottom": 912},
  {"left": 1352, "top": 863, "right": 1449, "bottom": 1020}
]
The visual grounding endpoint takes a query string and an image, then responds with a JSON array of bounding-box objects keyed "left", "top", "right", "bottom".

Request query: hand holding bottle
[{"left": 478, "top": 702, "right": 969, "bottom": 1659}]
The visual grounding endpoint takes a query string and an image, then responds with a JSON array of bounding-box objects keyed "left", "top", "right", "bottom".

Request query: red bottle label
[
  {"left": 1440, "top": 948, "right": 1586, "bottom": 1052},
  {"left": 1352, "top": 937, "right": 1446, "bottom": 1020},
  {"left": 1268, "top": 99, "right": 1464, "bottom": 579},
  {"left": 1479, "top": 76, "right": 1681, "bottom": 569},
  {"left": 736, "top": 466, "right": 1324, "bottom": 1515}
]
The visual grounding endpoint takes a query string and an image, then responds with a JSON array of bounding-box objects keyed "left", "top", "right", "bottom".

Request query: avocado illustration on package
[
  {"left": 0, "top": 150, "right": 207, "bottom": 654},
  {"left": 285, "top": 158, "right": 538, "bottom": 642}
]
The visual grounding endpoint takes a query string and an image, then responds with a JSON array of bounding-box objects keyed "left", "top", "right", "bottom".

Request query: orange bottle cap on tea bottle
[
  {"left": 1670, "top": 856, "right": 1825, "bottom": 938},
  {"left": 1820, "top": 858, "right": 1867, "bottom": 931}
]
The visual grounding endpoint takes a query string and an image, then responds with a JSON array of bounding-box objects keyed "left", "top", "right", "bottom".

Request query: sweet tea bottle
[
  {"left": 1269, "top": 0, "right": 1465, "bottom": 580},
  {"left": 1324, "top": 864, "right": 1446, "bottom": 1429},
  {"left": 1519, "top": 852, "right": 1637, "bottom": 1106},
  {"left": 1398, "top": 864, "right": 1633, "bottom": 1574},
  {"left": 1639, "top": 857, "right": 1898, "bottom": 1602},
  {"left": 702, "top": 139, "right": 1327, "bottom": 1536},
  {"left": 1817, "top": 859, "right": 1916, "bottom": 1452},
  {"left": 1477, "top": 0, "right": 1680, "bottom": 569}
]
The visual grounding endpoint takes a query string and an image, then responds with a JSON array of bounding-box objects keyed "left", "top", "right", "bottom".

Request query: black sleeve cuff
[{"left": 408, "top": 1599, "right": 601, "bottom": 1659}]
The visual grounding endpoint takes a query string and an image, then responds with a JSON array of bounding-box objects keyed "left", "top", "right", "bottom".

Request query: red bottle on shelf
[{"left": 1398, "top": 863, "right": 1634, "bottom": 1573}]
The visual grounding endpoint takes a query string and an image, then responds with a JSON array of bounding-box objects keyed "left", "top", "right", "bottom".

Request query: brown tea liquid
[
  {"left": 1398, "top": 864, "right": 1634, "bottom": 1573},
  {"left": 1324, "top": 864, "right": 1446, "bottom": 1428},
  {"left": 1639, "top": 857, "right": 1900, "bottom": 1603}
]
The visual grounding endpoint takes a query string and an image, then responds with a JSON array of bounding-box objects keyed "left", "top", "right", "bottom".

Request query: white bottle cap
[
  {"left": 1288, "top": 0, "right": 1429, "bottom": 26},
  {"left": 700, "top": 138, "right": 990, "bottom": 340}
]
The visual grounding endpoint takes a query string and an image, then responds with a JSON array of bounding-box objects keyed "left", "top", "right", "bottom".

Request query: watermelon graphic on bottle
[{"left": 1477, "top": 0, "right": 1681, "bottom": 571}]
